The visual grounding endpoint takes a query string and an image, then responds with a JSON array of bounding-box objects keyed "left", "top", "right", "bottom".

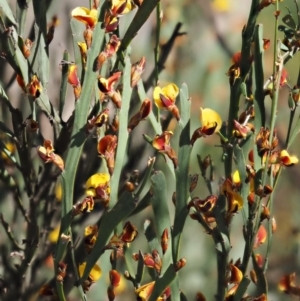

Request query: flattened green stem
[
  {"left": 172, "top": 84, "right": 191, "bottom": 262},
  {"left": 110, "top": 55, "right": 132, "bottom": 208},
  {"left": 149, "top": 171, "right": 172, "bottom": 274},
  {"left": 55, "top": 18, "right": 105, "bottom": 298}
]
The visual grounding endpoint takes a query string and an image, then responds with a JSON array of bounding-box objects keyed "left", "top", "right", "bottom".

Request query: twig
[
  {"left": 144, "top": 23, "right": 186, "bottom": 92},
  {"left": 0, "top": 214, "right": 24, "bottom": 250}
]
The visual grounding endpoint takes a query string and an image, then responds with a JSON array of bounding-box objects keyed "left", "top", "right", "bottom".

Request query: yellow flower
[
  {"left": 280, "top": 150, "right": 298, "bottom": 166},
  {"left": 71, "top": 7, "right": 98, "bottom": 28},
  {"left": 222, "top": 179, "right": 243, "bottom": 213},
  {"left": 190, "top": 108, "right": 222, "bottom": 145},
  {"left": 111, "top": 0, "right": 136, "bottom": 15},
  {"left": 84, "top": 225, "right": 98, "bottom": 253},
  {"left": 212, "top": 0, "right": 230, "bottom": 12},
  {"left": 48, "top": 226, "right": 60, "bottom": 243},
  {"left": 232, "top": 170, "right": 241, "bottom": 186},
  {"left": 78, "top": 262, "right": 102, "bottom": 281},
  {"left": 79, "top": 262, "right": 102, "bottom": 292},
  {"left": 1, "top": 141, "right": 16, "bottom": 164},
  {"left": 199, "top": 108, "right": 222, "bottom": 133},
  {"left": 153, "top": 83, "right": 179, "bottom": 109},
  {"left": 135, "top": 282, "right": 171, "bottom": 301},
  {"left": 55, "top": 182, "right": 62, "bottom": 201},
  {"left": 78, "top": 42, "right": 87, "bottom": 64},
  {"left": 153, "top": 83, "right": 180, "bottom": 120},
  {"left": 86, "top": 173, "right": 111, "bottom": 206}
]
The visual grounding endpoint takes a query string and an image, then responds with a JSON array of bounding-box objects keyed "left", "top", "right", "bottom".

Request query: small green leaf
[{"left": 110, "top": 55, "right": 132, "bottom": 208}]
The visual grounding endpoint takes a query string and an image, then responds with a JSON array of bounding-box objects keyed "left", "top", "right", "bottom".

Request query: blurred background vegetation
[{"left": 1, "top": 0, "right": 300, "bottom": 300}]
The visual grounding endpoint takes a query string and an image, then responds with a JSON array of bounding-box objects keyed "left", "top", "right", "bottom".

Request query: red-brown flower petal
[
  {"left": 109, "top": 270, "right": 121, "bottom": 287},
  {"left": 119, "top": 221, "right": 138, "bottom": 243},
  {"left": 254, "top": 225, "right": 267, "bottom": 248}
]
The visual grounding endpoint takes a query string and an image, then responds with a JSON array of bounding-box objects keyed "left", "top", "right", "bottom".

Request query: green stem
[
  {"left": 56, "top": 282, "right": 67, "bottom": 301},
  {"left": 225, "top": 0, "right": 260, "bottom": 178},
  {"left": 263, "top": 167, "right": 274, "bottom": 274},
  {"left": 154, "top": 2, "right": 161, "bottom": 84}
]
